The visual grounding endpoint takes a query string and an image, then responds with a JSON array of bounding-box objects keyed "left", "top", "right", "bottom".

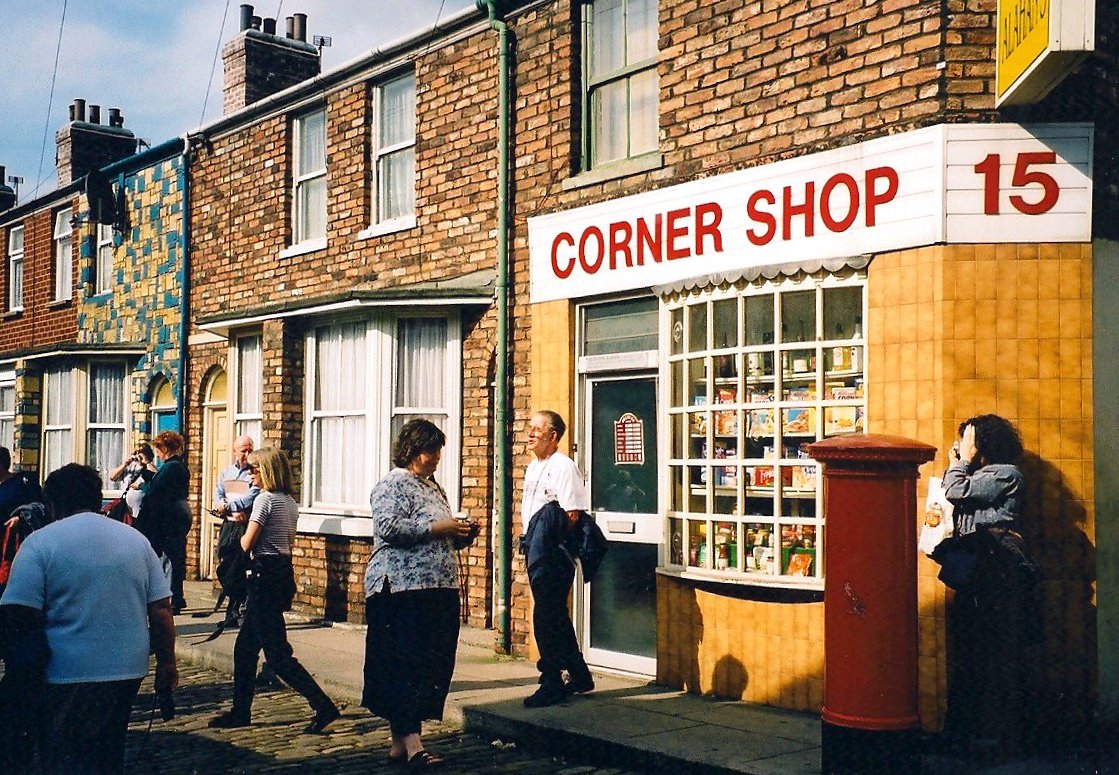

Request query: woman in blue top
[
  {"left": 362, "top": 419, "right": 478, "bottom": 768},
  {"left": 937, "top": 414, "right": 1037, "bottom": 759}
]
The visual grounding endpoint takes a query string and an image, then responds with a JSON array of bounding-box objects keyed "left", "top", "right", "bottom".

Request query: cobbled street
[{"left": 123, "top": 664, "right": 638, "bottom": 774}]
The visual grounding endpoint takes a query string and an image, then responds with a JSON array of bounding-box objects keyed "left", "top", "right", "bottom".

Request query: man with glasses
[{"left": 520, "top": 410, "right": 595, "bottom": 708}]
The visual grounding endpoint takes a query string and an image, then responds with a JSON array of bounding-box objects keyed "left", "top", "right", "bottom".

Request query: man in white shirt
[
  {"left": 0, "top": 463, "right": 177, "bottom": 773},
  {"left": 520, "top": 410, "right": 595, "bottom": 708}
]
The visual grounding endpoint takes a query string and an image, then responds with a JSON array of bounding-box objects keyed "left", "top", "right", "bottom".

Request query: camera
[{"left": 157, "top": 689, "right": 175, "bottom": 721}]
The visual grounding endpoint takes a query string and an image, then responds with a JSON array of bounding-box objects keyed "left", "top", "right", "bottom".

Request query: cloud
[{"left": 0, "top": 0, "right": 474, "bottom": 199}]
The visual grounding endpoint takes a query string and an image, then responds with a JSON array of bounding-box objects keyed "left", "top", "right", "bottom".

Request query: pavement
[{"left": 173, "top": 581, "right": 1108, "bottom": 775}]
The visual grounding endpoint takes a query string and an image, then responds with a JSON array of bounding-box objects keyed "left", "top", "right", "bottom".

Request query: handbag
[{"left": 0, "top": 521, "right": 22, "bottom": 585}]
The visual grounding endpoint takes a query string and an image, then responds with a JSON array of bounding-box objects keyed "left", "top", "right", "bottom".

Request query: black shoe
[
  {"left": 523, "top": 684, "right": 568, "bottom": 708},
  {"left": 565, "top": 672, "right": 595, "bottom": 695},
  {"left": 208, "top": 711, "right": 251, "bottom": 729},
  {"left": 304, "top": 704, "right": 340, "bottom": 734}
]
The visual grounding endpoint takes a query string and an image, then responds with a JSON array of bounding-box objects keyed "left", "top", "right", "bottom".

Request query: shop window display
[{"left": 664, "top": 279, "right": 866, "bottom": 585}]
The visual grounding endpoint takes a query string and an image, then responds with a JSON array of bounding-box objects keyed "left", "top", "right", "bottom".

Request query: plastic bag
[{"left": 918, "top": 476, "right": 955, "bottom": 556}]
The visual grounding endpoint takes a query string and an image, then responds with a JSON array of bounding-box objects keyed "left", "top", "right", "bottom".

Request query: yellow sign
[
  {"left": 996, "top": 0, "right": 1051, "bottom": 94},
  {"left": 995, "top": 0, "right": 1095, "bottom": 105}
]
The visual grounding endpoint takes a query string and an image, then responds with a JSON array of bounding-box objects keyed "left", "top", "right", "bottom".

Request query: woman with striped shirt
[{"left": 208, "top": 447, "right": 340, "bottom": 733}]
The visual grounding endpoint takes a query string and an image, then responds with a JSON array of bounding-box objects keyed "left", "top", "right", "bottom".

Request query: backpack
[{"left": 0, "top": 520, "right": 22, "bottom": 586}]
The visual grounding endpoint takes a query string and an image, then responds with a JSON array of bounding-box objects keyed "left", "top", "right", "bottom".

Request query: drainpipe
[
  {"left": 478, "top": 0, "right": 513, "bottom": 655},
  {"left": 176, "top": 138, "right": 191, "bottom": 432}
]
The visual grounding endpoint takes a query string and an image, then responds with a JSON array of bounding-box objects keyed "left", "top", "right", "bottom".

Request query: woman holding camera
[
  {"left": 362, "top": 419, "right": 478, "bottom": 768},
  {"left": 209, "top": 447, "right": 340, "bottom": 733},
  {"left": 108, "top": 443, "right": 157, "bottom": 522},
  {"left": 135, "top": 431, "right": 191, "bottom": 613},
  {"left": 937, "top": 414, "right": 1037, "bottom": 759}
]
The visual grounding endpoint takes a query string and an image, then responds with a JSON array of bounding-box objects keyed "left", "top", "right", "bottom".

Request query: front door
[
  {"left": 581, "top": 375, "right": 659, "bottom": 676},
  {"left": 200, "top": 404, "right": 228, "bottom": 579}
]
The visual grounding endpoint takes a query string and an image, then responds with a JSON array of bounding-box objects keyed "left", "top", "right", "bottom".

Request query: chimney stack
[
  {"left": 56, "top": 98, "right": 136, "bottom": 186},
  {"left": 0, "top": 166, "right": 15, "bottom": 213},
  {"left": 221, "top": 5, "right": 321, "bottom": 115}
]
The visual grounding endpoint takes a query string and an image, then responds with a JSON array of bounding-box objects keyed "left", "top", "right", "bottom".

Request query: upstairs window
[
  {"left": 53, "top": 208, "right": 73, "bottom": 301},
  {"left": 583, "top": 0, "right": 659, "bottom": 169},
  {"left": 95, "top": 223, "right": 114, "bottom": 294},
  {"left": 373, "top": 72, "right": 416, "bottom": 226},
  {"left": 293, "top": 109, "right": 327, "bottom": 245},
  {"left": 7, "top": 225, "right": 23, "bottom": 311},
  {"left": 0, "top": 376, "right": 15, "bottom": 451}
]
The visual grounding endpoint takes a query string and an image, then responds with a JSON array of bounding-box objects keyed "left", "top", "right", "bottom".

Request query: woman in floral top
[{"left": 362, "top": 419, "right": 478, "bottom": 768}]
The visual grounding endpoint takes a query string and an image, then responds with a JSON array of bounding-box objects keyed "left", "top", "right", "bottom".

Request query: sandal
[{"left": 407, "top": 750, "right": 444, "bottom": 768}]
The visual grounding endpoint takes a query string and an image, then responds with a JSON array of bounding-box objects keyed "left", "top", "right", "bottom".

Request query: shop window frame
[{"left": 661, "top": 274, "right": 867, "bottom": 588}]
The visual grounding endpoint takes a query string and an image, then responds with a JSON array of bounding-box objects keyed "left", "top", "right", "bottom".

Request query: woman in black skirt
[{"left": 363, "top": 420, "right": 479, "bottom": 767}]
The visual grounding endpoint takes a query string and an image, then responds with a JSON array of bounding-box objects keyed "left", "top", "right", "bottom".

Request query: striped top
[{"left": 249, "top": 491, "right": 300, "bottom": 556}]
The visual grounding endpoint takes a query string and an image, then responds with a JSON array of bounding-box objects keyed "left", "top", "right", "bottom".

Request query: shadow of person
[
  {"left": 1015, "top": 451, "right": 1096, "bottom": 753},
  {"left": 711, "top": 654, "right": 749, "bottom": 700}
]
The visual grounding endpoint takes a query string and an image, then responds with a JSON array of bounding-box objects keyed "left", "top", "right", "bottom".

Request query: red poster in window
[{"left": 614, "top": 413, "right": 645, "bottom": 465}]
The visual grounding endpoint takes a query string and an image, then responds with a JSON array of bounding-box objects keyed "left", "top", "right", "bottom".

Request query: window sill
[
  {"left": 2, "top": 309, "right": 22, "bottom": 320},
  {"left": 356, "top": 216, "right": 416, "bottom": 241},
  {"left": 562, "top": 152, "right": 664, "bottom": 192},
  {"left": 278, "top": 237, "right": 328, "bottom": 260},
  {"left": 655, "top": 565, "right": 824, "bottom": 596},
  {"left": 47, "top": 299, "right": 73, "bottom": 310},
  {"left": 297, "top": 511, "right": 373, "bottom": 538}
]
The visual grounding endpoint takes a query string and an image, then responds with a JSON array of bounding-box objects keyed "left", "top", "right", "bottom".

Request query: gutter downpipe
[
  {"left": 478, "top": 0, "right": 513, "bottom": 655},
  {"left": 176, "top": 138, "right": 191, "bottom": 431}
]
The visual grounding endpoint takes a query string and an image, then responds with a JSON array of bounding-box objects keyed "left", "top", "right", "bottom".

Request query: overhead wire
[
  {"left": 200, "top": 0, "right": 233, "bottom": 127},
  {"left": 31, "top": 0, "right": 69, "bottom": 200}
]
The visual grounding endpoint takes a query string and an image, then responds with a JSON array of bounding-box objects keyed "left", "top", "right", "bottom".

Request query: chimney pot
[
  {"left": 239, "top": 4, "right": 254, "bottom": 31},
  {"left": 251, "top": 15, "right": 262, "bottom": 30},
  {"left": 74, "top": 98, "right": 87, "bottom": 123},
  {"left": 263, "top": 17, "right": 276, "bottom": 35},
  {"left": 69, "top": 103, "right": 77, "bottom": 122},
  {"left": 89, "top": 104, "right": 101, "bottom": 124},
  {"left": 293, "top": 13, "right": 307, "bottom": 42},
  {"left": 108, "top": 108, "right": 123, "bottom": 127},
  {"left": 285, "top": 16, "right": 294, "bottom": 38}
]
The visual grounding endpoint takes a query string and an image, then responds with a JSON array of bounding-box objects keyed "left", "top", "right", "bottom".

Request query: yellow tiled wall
[{"left": 869, "top": 242, "right": 1096, "bottom": 735}]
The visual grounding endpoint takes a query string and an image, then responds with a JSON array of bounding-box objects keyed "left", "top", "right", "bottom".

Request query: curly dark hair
[
  {"left": 44, "top": 463, "right": 104, "bottom": 517},
  {"left": 959, "top": 414, "right": 1023, "bottom": 465},
  {"left": 392, "top": 419, "right": 446, "bottom": 469}
]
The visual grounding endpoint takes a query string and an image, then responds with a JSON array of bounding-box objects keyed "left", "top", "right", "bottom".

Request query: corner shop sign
[
  {"left": 527, "top": 123, "right": 1093, "bottom": 304},
  {"left": 996, "top": 0, "right": 1095, "bottom": 105}
]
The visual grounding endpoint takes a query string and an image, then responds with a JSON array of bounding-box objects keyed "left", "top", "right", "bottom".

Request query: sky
[{"left": 0, "top": 0, "right": 476, "bottom": 203}]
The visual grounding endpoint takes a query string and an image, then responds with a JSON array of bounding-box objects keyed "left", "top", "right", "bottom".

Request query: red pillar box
[{"left": 805, "top": 434, "right": 935, "bottom": 775}]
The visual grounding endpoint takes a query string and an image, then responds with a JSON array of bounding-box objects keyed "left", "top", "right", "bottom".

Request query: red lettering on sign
[
  {"left": 783, "top": 181, "right": 816, "bottom": 240},
  {"left": 636, "top": 214, "right": 662, "bottom": 266},
  {"left": 551, "top": 232, "right": 575, "bottom": 279},
  {"left": 695, "top": 202, "right": 724, "bottom": 254},
  {"left": 609, "top": 221, "right": 633, "bottom": 269},
  {"left": 666, "top": 208, "right": 690, "bottom": 260},
  {"left": 820, "top": 173, "right": 860, "bottom": 232},
  {"left": 865, "top": 166, "right": 899, "bottom": 227},
  {"left": 578, "top": 227, "right": 604, "bottom": 274},
  {"left": 747, "top": 189, "right": 776, "bottom": 246},
  {"left": 1009, "top": 151, "right": 1059, "bottom": 215}
]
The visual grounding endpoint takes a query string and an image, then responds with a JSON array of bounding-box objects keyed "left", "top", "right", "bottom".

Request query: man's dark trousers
[
  {"left": 530, "top": 562, "right": 591, "bottom": 688},
  {"left": 39, "top": 678, "right": 143, "bottom": 774}
]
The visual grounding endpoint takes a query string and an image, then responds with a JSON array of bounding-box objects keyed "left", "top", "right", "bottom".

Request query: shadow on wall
[
  {"left": 661, "top": 450, "right": 1097, "bottom": 755},
  {"left": 1015, "top": 451, "right": 1097, "bottom": 747}
]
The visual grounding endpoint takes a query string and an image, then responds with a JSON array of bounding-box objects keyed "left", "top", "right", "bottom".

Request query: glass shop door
[{"left": 580, "top": 374, "right": 659, "bottom": 676}]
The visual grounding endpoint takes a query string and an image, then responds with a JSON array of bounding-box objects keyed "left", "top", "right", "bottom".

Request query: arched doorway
[{"left": 200, "top": 369, "right": 228, "bottom": 579}]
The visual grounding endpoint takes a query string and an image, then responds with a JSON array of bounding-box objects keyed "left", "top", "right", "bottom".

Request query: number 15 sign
[{"left": 945, "top": 123, "right": 1093, "bottom": 243}]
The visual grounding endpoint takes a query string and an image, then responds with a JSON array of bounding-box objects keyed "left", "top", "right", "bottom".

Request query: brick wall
[{"left": 187, "top": 24, "right": 501, "bottom": 628}]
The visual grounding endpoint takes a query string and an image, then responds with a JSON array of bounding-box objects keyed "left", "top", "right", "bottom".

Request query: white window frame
[
  {"left": 53, "top": 208, "right": 73, "bottom": 302},
  {"left": 302, "top": 310, "right": 463, "bottom": 516},
  {"left": 372, "top": 72, "right": 416, "bottom": 230},
  {"left": 95, "top": 223, "right": 114, "bottom": 295},
  {"left": 7, "top": 225, "right": 24, "bottom": 312},
  {"left": 292, "top": 108, "right": 327, "bottom": 248},
  {"left": 661, "top": 275, "right": 867, "bottom": 589},
  {"left": 0, "top": 370, "right": 15, "bottom": 452},
  {"left": 582, "top": 0, "right": 660, "bottom": 170},
  {"left": 42, "top": 361, "right": 130, "bottom": 491},
  {"left": 87, "top": 362, "right": 128, "bottom": 491},
  {"left": 232, "top": 333, "right": 263, "bottom": 446}
]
